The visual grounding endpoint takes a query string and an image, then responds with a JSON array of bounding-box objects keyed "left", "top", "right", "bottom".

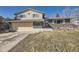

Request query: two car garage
[{"left": 9, "top": 20, "right": 33, "bottom": 31}]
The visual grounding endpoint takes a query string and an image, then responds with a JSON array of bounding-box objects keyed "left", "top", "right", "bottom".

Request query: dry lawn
[{"left": 10, "top": 29, "right": 79, "bottom": 52}]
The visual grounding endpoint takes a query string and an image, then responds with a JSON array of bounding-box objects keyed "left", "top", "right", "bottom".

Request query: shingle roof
[
  {"left": 15, "top": 8, "right": 45, "bottom": 15},
  {"left": 7, "top": 19, "right": 44, "bottom": 22},
  {"left": 47, "top": 17, "right": 72, "bottom": 19}
]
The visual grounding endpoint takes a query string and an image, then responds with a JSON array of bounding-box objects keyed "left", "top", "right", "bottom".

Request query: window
[
  {"left": 33, "top": 22, "right": 43, "bottom": 28},
  {"left": 65, "top": 19, "right": 70, "bottom": 23},
  {"left": 33, "top": 14, "right": 39, "bottom": 18},
  {"left": 48, "top": 19, "right": 52, "bottom": 23},
  {"left": 33, "top": 22, "right": 43, "bottom": 26},
  {"left": 19, "top": 15, "right": 26, "bottom": 18}
]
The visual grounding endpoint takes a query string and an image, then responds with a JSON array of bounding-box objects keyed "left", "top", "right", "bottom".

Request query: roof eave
[{"left": 15, "top": 8, "right": 45, "bottom": 15}]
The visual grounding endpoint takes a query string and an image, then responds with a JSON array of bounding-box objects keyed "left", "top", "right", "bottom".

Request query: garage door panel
[{"left": 17, "top": 27, "right": 33, "bottom": 31}]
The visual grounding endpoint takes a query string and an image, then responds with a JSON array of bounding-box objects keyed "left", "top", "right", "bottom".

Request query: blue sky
[{"left": 0, "top": 6, "right": 79, "bottom": 18}]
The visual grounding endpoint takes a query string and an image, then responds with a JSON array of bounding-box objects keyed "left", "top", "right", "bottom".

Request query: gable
[
  {"left": 15, "top": 8, "right": 44, "bottom": 15},
  {"left": 17, "top": 10, "right": 43, "bottom": 16},
  {"left": 15, "top": 10, "right": 44, "bottom": 20}
]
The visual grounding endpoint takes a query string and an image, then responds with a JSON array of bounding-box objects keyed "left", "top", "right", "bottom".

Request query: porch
[
  {"left": 47, "top": 17, "right": 71, "bottom": 24},
  {"left": 33, "top": 21, "right": 44, "bottom": 28}
]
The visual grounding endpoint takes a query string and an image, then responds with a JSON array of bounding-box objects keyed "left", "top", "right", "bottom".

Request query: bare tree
[
  {"left": 56, "top": 13, "right": 60, "bottom": 17},
  {"left": 63, "top": 8, "right": 72, "bottom": 17},
  {"left": 73, "top": 8, "right": 79, "bottom": 21},
  {"left": 74, "top": 8, "right": 79, "bottom": 15}
]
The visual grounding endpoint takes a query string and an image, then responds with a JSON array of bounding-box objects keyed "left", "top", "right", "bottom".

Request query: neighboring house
[
  {"left": 0, "top": 16, "right": 11, "bottom": 32},
  {"left": 47, "top": 17, "right": 72, "bottom": 24},
  {"left": 0, "top": 16, "right": 5, "bottom": 23},
  {"left": 9, "top": 8, "right": 45, "bottom": 31}
]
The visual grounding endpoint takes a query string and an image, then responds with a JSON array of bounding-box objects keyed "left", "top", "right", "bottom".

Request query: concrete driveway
[{"left": 0, "top": 32, "right": 31, "bottom": 52}]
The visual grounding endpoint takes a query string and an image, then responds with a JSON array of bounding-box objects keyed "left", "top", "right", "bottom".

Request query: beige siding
[
  {"left": 11, "top": 21, "right": 33, "bottom": 31},
  {"left": 16, "top": 10, "right": 43, "bottom": 20},
  {"left": 17, "top": 27, "right": 33, "bottom": 31},
  {"left": 12, "top": 22, "right": 32, "bottom": 26}
]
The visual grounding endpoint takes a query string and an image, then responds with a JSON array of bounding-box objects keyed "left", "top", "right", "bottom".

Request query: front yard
[{"left": 10, "top": 29, "right": 79, "bottom": 52}]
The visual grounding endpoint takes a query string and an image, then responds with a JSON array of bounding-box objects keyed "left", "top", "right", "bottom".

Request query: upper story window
[
  {"left": 32, "top": 14, "right": 39, "bottom": 18},
  {"left": 19, "top": 15, "right": 26, "bottom": 18}
]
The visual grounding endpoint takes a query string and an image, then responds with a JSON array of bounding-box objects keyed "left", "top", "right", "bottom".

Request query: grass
[{"left": 10, "top": 29, "right": 79, "bottom": 52}]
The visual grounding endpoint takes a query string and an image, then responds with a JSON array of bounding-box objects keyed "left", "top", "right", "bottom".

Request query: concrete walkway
[
  {"left": 32, "top": 28, "right": 53, "bottom": 33},
  {"left": 0, "top": 32, "right": 31, "bottom": 52}
]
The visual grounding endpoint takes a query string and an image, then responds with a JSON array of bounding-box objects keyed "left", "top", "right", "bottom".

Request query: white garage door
[{"left": 17, "top": 27, "right": 33, "bottom": 32}]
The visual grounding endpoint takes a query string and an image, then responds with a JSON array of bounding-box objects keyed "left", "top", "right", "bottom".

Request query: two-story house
[
  {"left": 8, "top": 8, "right": 78, "bottom": 32},
  {"left": 9, "top": 8, "right": 45, "bottom": 31}
]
